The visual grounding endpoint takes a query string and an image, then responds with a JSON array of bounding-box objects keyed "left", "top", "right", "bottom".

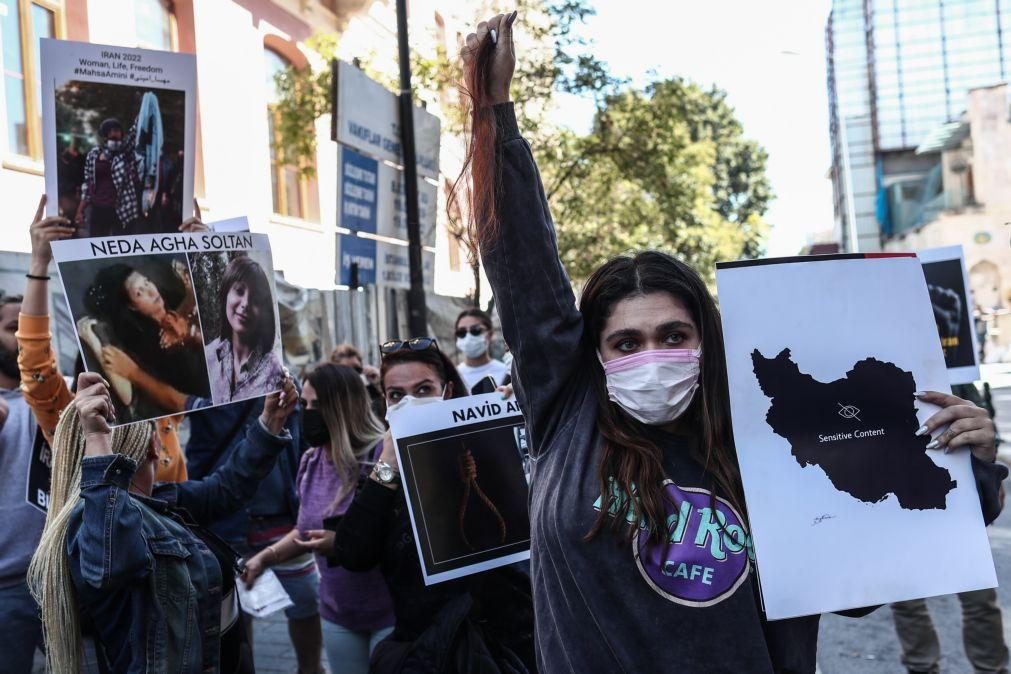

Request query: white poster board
[
  {"left": 52, "top": 232, "right": 283, "bottom": 424},
  {"left": 41, "top": 39, "right": 196, "bottom": 235},
  {"left": 387, "top": 393, "right": 531, "bottom": 584},
  {"left": 715, "top": 253, "right": 997, "bottom": 619},
  {"left": 333, "top": 60, "right": 441, "bottom": 180},
  {"left": 918, "top": 245, "right": 981, "bottom": 385}
]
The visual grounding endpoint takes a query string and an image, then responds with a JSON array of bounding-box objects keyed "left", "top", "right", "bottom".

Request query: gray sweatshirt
[
  {"left": 481, "top": 103, "right": 1006, "bottom": 673},
  {"left": 0, "top": 389, "right": 45, "bottom": 588}
]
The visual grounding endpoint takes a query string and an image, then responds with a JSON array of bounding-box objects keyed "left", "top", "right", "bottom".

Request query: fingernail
[
  {"left": 914, "top": 391, "right": 926, "bottom": 397},
  {"left": 944, "top": 446, "right": 953, "bottom": 454},
  {"left": 490, "top": 28, "right": 497, "bottom": 44},
  {"left": 915, "top": 425, "right": 929, "bottom": 436},
  {"left": 510, "top": 10, "right": 517, "bottom": 21},
  {"left": 926, "top": 439, "right": 940, "bottom": 450}
]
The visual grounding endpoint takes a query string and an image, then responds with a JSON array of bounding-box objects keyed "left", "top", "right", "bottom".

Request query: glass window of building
[
  {"left": 2, "top": 0, "right": 58, "bottom": 159},
  {"left": 264, "top": 46, "right": 319, "bottom": 222},
  {"left": 133, "top": 0, "right": 174, "bottom": 51}
]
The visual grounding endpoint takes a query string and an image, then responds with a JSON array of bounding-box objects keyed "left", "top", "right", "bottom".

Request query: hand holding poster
[
  {"left": 918, "top": 245, "right": 981, "bottom": 384},
  {"left": 387, "top": 393, "right": 531, "bottom": 585},
  {"left": 715, "top": 253, "right": 997, "bottom": 619},
  {"left": 41, "top": 39, "right": 196, "bottom": 236},
  {"left": 51, "top": 232, "right": 283, "bottom": 424}
]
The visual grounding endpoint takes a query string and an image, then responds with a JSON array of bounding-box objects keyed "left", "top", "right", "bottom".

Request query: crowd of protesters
[{"left": 0, "top": 12, "right": 1007, "bottom": 674}]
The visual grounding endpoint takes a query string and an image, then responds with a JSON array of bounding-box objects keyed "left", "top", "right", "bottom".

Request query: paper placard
[
  {"left": 237, "top": 569, "right": 293, "bottom": 618},
  {"left": 918, "top": 245, "right": 981, "bottom": 385}
]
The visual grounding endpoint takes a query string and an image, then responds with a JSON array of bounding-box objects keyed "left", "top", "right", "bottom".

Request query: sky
[{"left": 548, "top": 0, "right": 836, "bottom": 256}]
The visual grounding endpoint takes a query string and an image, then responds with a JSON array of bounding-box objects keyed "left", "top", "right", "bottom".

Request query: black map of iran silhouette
[{"left": 751, "top": 348, "right": 955, "bottom": 510}]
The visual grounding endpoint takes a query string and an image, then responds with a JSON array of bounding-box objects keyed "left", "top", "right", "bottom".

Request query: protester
[
  {"left": 75, "top": 118, "right": 141, "bottom": 236},
  {"left": 0, "top": 292, "right": 48, "bottom": 674},
  {"left": 28, "top": 371, "right": 297, "bottom": 674},
  {"left": 454, "top": 308, "right": 508, "bottom": 392},
  {"left": 293, "top": 338, "right": 534, "bottom": 672},
  {"left": 185, "top": 395, "right": 315, "bottom": 672},
  {"left": 458, "top": 14, "right": 1006, "bottom": 671},
  {"left": 243, "top": 363, "right": 395, "bottom": 674},
  {"left": 204, "top": 255, "right": 285, "bottom": 403},
  {"left": 889, "top": 383, "right": 1009, "bottom": 674},
  {"left": 330, "top": 343, "right": 384, "bottom": 418}
]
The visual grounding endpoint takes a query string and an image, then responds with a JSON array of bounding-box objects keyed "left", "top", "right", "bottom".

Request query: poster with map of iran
[{"left": 716, "top": 253, "right": 997, "bottom": 620}]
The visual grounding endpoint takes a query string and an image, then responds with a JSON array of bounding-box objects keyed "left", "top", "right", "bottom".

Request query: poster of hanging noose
[{"left": 387, "top": 393, "right": 531, "bottom": 584}]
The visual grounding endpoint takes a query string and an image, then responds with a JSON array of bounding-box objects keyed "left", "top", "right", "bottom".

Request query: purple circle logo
[{"left": 633, "top": 481, "right": 753, "bottom": 607}]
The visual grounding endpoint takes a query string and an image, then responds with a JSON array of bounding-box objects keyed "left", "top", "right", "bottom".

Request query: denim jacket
[{"left": 67, "top": 419, "right": 292, "bottom": 673}]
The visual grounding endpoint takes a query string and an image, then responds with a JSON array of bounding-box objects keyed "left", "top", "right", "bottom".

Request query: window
[
  {"left": 1, "top": 0, "right": 58, "bottom": 159},
  {"left": 264, "top": 46, "right": 319, "bottom": 222},
  {"left": 133, "top": 0, "right": 174, "bottom": 51}
]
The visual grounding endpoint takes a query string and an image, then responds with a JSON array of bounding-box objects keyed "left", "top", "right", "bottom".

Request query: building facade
[
  {"left": 825, "top": 0, "right": 1011, "bottom": 252},
  {"left": 0, "top": 0, "right": 478, "bottom": 316}
]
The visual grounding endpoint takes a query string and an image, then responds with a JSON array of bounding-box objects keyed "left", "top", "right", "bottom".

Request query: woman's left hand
[
  {"left": 178, "top": 199, "right": 207, "bottom": 233},
  {"left": 101, "top": 346, "right": 140, "bottom": 380},
  {"left": 497, "top": 383, "right": 514, "bottom": 400},
  {"left": 294, "top": 529, "right": 335, "bottom": 555},
  {"left": 916, "top": 390, "right": 996, "bottom": 463},
  {"left": 260, "top": 372, "right": 297, "bottom": 435}
]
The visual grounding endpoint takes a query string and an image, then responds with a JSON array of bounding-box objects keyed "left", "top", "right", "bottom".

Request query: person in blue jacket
[{"left": 28, "top": 371, "right": 297, "bottom": 674}]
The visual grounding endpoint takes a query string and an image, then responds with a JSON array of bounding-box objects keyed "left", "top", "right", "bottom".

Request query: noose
[{"left": 458, "top": 443, "right": 507, "bottom": 550}]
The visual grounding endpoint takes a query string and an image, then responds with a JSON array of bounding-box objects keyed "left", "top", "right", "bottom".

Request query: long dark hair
[
  {"left": 580, "top": 251, "right": 744, "bottom": 544},
  {"left": 218, "top": 255, "right": 276, "bottom": 354},
  {"left": 85, "top": 259, "right": 184, "bottom": 341},
  {"left": 380, "top": 345, "right": 469, "bottom": 401}
]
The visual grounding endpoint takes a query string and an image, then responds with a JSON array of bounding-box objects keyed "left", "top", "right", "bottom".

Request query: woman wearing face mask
[
  {"left": 457, "top": 15, "right": 1006, "bottom": 673},
  {"left": 242, "top": 363, "right": 394, "bottom": 674},
  {"left": 454, "top": 308, "right": 508, "bottom": 393},
  {"left": 295, "top": 339, "right": 534, "bottom": 674},
  {"left": 75, "top": 118, "right": 142, "bottom": 236}
]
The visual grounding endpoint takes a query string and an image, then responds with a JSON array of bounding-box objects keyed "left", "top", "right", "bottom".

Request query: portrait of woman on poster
[
  {"left": 83, "top": 254, "right": 210, "bottom": 420},
  {"left": 203, "top": 255, "right": 285, "bottom": 404}
]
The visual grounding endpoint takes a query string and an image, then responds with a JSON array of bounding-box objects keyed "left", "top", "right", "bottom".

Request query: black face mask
[
  {"left": 300, "top": 408, "right": 330, "bottom": 448},
  {"left": 0, "top": 344, "right": 18, "bottom": 380}
]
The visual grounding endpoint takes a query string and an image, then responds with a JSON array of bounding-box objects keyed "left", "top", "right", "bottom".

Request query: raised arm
[{"left": 462, "top": 14, "right": 584, "bottom": 450}]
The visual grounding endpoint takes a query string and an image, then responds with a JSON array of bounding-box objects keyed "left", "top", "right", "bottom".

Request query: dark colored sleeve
[
  {"left": 329, "top": 478, "right": 398, "bottom": 572},
  {"left": 158, "top": 419, "right": 292, "bottom": 524},
  {"left": 69, "top": 455, "right": 151, "bottom": 590},
  {"left": 971, "top": 455, "right": 1007, "bottom": 526},
  {"left": 479, "top": 103, "right": 585, "bottom": 454}
]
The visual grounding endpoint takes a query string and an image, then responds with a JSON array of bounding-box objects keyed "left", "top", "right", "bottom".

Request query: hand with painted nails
[
  {"left": 914, "top": 390, "right": 997, "bottom": 463},
  {"left": 462, "top": 10, "right": 517, "bottom": 106},
  {"left": 260, "top": 372, "right": 297, "bottom": 435}
]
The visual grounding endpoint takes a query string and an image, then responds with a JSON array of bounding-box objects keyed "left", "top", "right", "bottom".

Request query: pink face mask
[{"left": 600, "top": 347, "right": 702, "bottom": 425}]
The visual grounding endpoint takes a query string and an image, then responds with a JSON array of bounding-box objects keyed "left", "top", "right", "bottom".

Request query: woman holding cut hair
[
  {"left": 291, "top": 339, "right": 533, "bottom": 673},
  {"left": 204, "top": 255, "right": 285, "bottom": 404},
  {"left": 28, "top": 371, "right": 298, "bottom": 674},
  {"left": 243, "top": 363, "right": 394, "bottom": 674},
  {"left": 458, "top": 14, "right": 1006, "bottom": 672}
]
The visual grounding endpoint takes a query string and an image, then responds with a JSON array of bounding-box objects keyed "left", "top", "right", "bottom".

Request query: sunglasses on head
[
  {"left": 380, "top": 337, "right": 439, "bottom": 356},
  {"left": 455, "top": 325, "right": 487, "bottom": 339}
]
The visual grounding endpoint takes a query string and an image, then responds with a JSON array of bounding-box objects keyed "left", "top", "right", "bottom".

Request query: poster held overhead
[
  {"left": 715, "top": 253, "right": 997, "bottom": 620},
  {"left": 51, "top": 232, "right": 283, "bottom": 425},
  {"left": 387, "top": 393, "right": 531, "bottom": 585},
  {"left": 917, "top": 245, "right": 981, "bottom": 385},
  {"left": 41, "top": 39, "right": 196, "bottom": 237}
]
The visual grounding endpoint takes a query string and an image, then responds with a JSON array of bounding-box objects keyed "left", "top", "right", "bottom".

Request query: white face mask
[
  {"left": 106, "top": 139, "right": 122, "bottom": 152},
  {"left": 385, "top": 392, "right": 446, "bottom": 422},
  {"left": 600, "top": 347, "right": 702, "bottom": 425},
  {"left": 457, "top": 332, "right": 488, "bottom": 360}
]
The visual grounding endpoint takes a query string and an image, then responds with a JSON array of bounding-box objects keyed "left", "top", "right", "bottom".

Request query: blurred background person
[{"left": 454, "top": 309, "right": 508, "bottom": 393}]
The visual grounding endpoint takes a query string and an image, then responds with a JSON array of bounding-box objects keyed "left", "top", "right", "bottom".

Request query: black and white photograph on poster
[
  {"left": 190, "top": 248, "right": 284, "bottom": 406},
  {"left": 50, "top": 231, "right": 281, "bottom": 424},
  {"left": 715, "top": 253, "right": 997, "bottom": 619},
  {"left": 25, "top": 428, "right": 53, "bottom": 513},
  {"left": 918, "top": 245, "right": 981, "bottom": 384},
  {"left": 387, "top": 394, "right": 531, "bottom": 585},
  {"left": 41, "top": 39, "right": 196, "bottom": 236}
]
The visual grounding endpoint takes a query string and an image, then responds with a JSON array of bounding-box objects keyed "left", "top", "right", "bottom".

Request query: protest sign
[
  {"left": 41, "top": 39, "right": 196, "bottom": 236},
  {"left": 919, "top": 245, "right": 981, "bottom": 384},
  {"left": 25, "top": 428, "right": 53, "bottom": 513},
  {"left": 715, "top": 253, "right": 996, "bottom": 619},
  {"left": 387, "top": 393, "right": 531, "bottom": 585},
  {"left": 210, "top": 216, "right": 251, "bottom": 233},
  {"left": 51, "top": 232, "right": 283, "bottom": 424}
]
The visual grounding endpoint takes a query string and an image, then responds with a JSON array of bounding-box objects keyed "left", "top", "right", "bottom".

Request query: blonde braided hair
[{"left": 27, "top": 404, "right": 154, "bottom": 673}]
